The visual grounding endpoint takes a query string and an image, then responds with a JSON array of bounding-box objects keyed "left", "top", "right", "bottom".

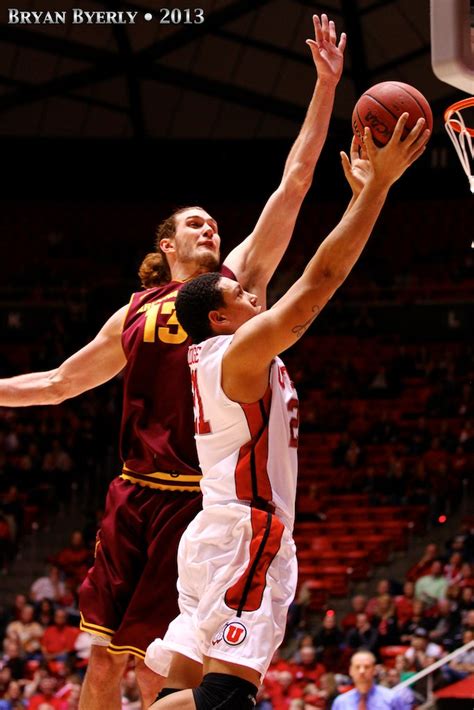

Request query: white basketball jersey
[{"left": 188, "top": 335, "right": 299, "bottom": 531}]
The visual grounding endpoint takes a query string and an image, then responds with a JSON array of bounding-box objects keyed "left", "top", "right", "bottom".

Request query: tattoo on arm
[{"left": 291, "top": 305, "right": 321, "bottom": 338}]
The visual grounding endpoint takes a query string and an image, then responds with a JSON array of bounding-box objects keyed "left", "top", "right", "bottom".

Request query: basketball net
[{"left": 444, "top": 98, "right": 474, "bottom": 194}]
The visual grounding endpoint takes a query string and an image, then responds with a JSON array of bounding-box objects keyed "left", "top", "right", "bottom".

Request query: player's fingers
[
  {"left": 405, "top": 118, "right": 426, "bottom": 146},
  {"left": 359, "top": 141, "right": 368, "bottom": 160},
  {"left": 306, "top": 39, "right": 320, "bottom": 57},
  {"left": 391, "top": 112, "right": 409, "bottom": 142},
  {"left": 363, "top": 126, "right": 377, "bottom": 161},
  {"left": 340, "top": 152, "right": 352, "bottom": 180},
  {"left": 321, "top": 13, "right": 329, "bottom": 42},
  {"left": 407, "top": 144, "right": 427, "bottom": 166},
  {"left": 350, "top": 136, "right": 360, "bottom": 162},
  {"left": 313, "top": 14, "right": 324, "bottom": 45},
  {"left": 338, "top": 32, "right": 347, "bottom": 53},
  {"left": 408, "top": 130, "right": 430, "bottom": 158},
  {"left": 329, "top": 19, "right": 337, "bottom": 44}
]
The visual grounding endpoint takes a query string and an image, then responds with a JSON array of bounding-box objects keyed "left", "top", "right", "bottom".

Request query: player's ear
[
  {"left": 159, "top": 238, "right": 175, "bottom": 254},
  {"left": 209, "top": 309, "right": 229, "bottom": 332}
]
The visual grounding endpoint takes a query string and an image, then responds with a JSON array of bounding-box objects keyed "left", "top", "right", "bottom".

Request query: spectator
[
  {"left": 381, "top": 668, "right": 416, "bottom": 708},
  {"left": 346, "top": 613, "right": 378, "bottom": 654},
  {"left": 290, "top": 646, "right": 325, "bottom": 689},
  {"left": 8, "top": 596, "right": 27, "bottom": 624},
  {"left": 332, "top": 650, "right": 402, "bottom": 709},
  {"left": 404, "top": 628, "right": 443, "bottom": 672},
  {"left": 27, "top": 677, "right": 62, "bottom": 710},
  {"left": 341, "top": 595, "right": 368, "bottom": 633},
  {"left": 314, "top": 613, "right": 345, "bottom": 671},
  {"left": 6, "top": 606, "right": 43, "bottom": 657},
  {"left": 461, "top": 609, "right": 474, "bottom": 633},
  {"left": 414, "top": 561, "right": 448, "bottom": 606},
  {"left": 394, "top": 582, "right": 415, "bottom": 627},
  {"left": 366, "top": 580, "right": 391, "bottom": 619},
  {"left": 30, "top": 566, "right": 66, "bottom": 604},
  {"left": 1, "top": 639, "right": 23, "bottom": 680},
  {"left": 406, "top": 544, "right": 439, "bottom": 582},
  {"left": 440, "top": 629, "right": 474, "bottom": 684},
  {"left": 291, "top": 634, "right": 317, "bottom": 664},
  {"left": 36, "top": 600, "right": 54, "bottom": 629},
  {"left": 0, "top": 679, "right": 26, "bottom": 709},
  {"left": 41, "top": 610, "right": 79, "bottom": 662},
  {"left": 372, "top": 595, "right": 400, "bottom": 649},
  {"left": 318, "top": 672, "right": 339, "bottom": 709},
  {"left": 52, "top": 532, "right": 89, "bottom": 586},
  {"left": 399, "top": 600, "right": 432, "bottom": 644},
  {"left": 443, "top": 552, "right": 464, "bottom": 585},
  {"left": 458, "top": 587, "right": 474, "bottom": 616},
  {"left": 268, "top": 670, "right": 302, "bottom": 709},
  {"left": 429, "top": 599, "right": 459, "bottom": 648},
  {"left": 394, "top": 654, "right": 416, "bottom": 683},
  {"left": 0, "top": 667, "right": 13, "bottom": 697},
  {"left": 458, "top": 562, "right": 473, "bottom": 586}
]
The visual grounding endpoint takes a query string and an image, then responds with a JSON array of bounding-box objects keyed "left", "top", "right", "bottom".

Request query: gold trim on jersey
[
  {"left": 80, "top": 613, "right": 114, "bottom": 638},
  {"left": 120, "top": 468, "right": 201, "bottom": 492},
  {"left": 108, "top": 642, "right": 146, "bottom": 659}
]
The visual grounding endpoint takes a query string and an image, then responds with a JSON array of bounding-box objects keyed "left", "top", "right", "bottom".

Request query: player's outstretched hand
[
  {"left": 306, "top": 14, "right": 346, "bottom": 85},
  {"left": 363, "top": 113, "right": 430, "bottom": 187},
  {"left": 340, "top": 137, "right": 371, "bottom": 196}
]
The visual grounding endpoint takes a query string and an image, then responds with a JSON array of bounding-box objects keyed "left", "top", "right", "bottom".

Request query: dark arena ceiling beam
[
  {"left": 340, "top": 0, "right": 370, "bottom": 95},
  {"left": 0, "top": 0, "right": 274, "bottom": 113},
  {"left": 295, "top": 1, "right": 342, "bottom": 15},
  {"left": 213, "top": 28, "right": 353, "bottom": 80},
  {"left": 360, "top": 0, "right": 397, "bottom": 15}
]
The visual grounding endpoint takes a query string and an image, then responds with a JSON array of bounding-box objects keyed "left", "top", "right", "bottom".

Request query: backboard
[{"left": 430, "top": 0, "right": 474, "bottom": 94}]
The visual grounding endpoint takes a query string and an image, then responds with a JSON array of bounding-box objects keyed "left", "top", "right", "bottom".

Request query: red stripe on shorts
[
  {"left": 235, "top": 387, "right": 272, "bottom": 506},
  {"left": 224, "top": 507, "right": 284, "bottom": 614}
]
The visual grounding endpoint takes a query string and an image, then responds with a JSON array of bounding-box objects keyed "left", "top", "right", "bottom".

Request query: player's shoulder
[{"left": 197, "top": 334, "right": 233, "bottom": 361}]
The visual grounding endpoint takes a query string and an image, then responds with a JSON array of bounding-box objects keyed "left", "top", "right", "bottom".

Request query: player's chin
[{"left": 198, "top": 251, "right": 220, "bottom": 271}]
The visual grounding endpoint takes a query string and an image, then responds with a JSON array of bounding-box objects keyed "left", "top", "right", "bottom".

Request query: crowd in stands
[
  {"left": 0, "top": 528, "right": 143, "bottom": 709},
  {"left": 257, "top": 530, "right": 474, "bottom": 709},
  {"left": 0, "top": 523, "right": 472, "bottom": 708}
]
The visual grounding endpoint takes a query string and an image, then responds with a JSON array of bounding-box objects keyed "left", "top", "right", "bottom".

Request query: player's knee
[
  {"left": 86, "top": 645, "right": 128, "bottom": 683},
  {"left": 192, "top": 673, "right": 257, "bottom": 709},
  {"left": 135, "top": 659, "right": 164, "bottom": 695}
]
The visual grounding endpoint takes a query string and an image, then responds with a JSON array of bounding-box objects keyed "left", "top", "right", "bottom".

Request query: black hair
[{"left": 176, "top": 272, "right": 224, "bottom": 343}]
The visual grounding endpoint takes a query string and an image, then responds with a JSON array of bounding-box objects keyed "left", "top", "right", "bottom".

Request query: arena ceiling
[{"left": 0, "top": 0, "right": 467, "bottom": 140}]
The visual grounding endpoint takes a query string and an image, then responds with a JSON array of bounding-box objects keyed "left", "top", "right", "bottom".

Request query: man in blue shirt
[{"left": 332, "top": 651, "right": 411, "bottom": 709}]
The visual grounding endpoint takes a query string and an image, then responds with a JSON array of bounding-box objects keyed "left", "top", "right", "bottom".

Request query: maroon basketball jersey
[{"left": 120, "top": 267, "right": 234, "bottom": 492}]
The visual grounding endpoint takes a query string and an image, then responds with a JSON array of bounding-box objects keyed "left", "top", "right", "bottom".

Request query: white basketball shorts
[{"left": 145, "top": 503, "right": 297, "bottom": 681}]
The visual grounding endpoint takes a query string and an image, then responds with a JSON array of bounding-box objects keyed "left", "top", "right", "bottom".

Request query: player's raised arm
[
  {"left": 0, "top": 305, "right": 128, "bottom": 407},
  {"left": 222, "top": 116, "right": 430, "bottom": 401},
  {"left": 223, "top": 14, "right": 346, "bottom": 306}
]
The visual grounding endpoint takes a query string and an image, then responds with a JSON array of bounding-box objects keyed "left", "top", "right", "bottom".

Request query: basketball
[{"left": 352, "top": 81, "right": 433, "bottom": 147}]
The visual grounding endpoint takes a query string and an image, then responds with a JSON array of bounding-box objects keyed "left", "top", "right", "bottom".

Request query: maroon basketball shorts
[{"left": 79, "top": 476, "right": 202, "bottom": 659}]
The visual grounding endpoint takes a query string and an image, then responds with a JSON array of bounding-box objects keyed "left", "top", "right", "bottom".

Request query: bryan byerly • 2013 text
[{"left": 8, "top": 9, "right": 140, "bottom": 24}]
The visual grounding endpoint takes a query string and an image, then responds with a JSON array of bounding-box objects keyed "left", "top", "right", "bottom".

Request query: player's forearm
[
  {"left": 282, "top": 79, "right": 337, "bottom": 189},
  {"left": 0, "top": 370, "right": 65, "bottom": 406}
]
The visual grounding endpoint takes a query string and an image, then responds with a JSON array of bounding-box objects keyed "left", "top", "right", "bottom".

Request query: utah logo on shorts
[{"left": 223, "top": 621, "right": 247, "bottom": 646}]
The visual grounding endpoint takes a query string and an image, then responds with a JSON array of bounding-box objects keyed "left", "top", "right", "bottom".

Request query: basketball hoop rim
[{"left": 444, "top": 97, "right": 474, "bottom": 137}]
